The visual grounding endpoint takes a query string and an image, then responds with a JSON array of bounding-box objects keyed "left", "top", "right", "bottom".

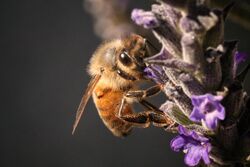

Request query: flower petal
[
  {"left": 178, "top": 125, "right": 192, "bottom": 136},
  {"left": 216, "top": 104, "right": 225, "bottom": 120},
  {"left": 171, "top": 126, "right": 212, "bottom": 166},
  {"left": 190, "top": 93, "right": 225, "bottom": 129},
  {"left": 212, "top": 95, "right": 223, "bottom": 101},
  {"left": 144, "top": 65, "right": 164, "bottom": 83},
  {"left": 184, "top": 145, "right": 203, "bottom": 166},
  {"left": 170, "top": 135, "right": 186, "bottom": 152},
  {"left": 191, "top": 95, "right": 205, "bottom": 106},
  {"left": 131, "top": 9, "right": 159, "bottom": 29},
  {"left": 191, "top": 131, "right": 209, "bottom": 142},
  {"left": 189, "top": 107, "right": 205, "bottom": 122},
  {"left": 144, "top": 67, "right": 157, "bottom": 79},
  {"left": 235, "top": 51, "right": 248, "bottom": 65},
  {"left": 205, "top": 112, "right": 218, "bottom": 129},
  {"left": 201, "top": 143, "right": 211, "bottom": 165}
]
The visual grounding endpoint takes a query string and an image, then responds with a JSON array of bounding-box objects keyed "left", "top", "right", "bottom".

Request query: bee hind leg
[
  {"left": 119, "top": 111, "right": 172, "bottom": 128},
  {"left": 138, "top": 99, "right": 175, "bottom": 128},
  {"left": 117, "top": 98, "right": 173, "bottom": 128},
  {"left": 117, "top": 85, "right": 174, "bottom": 128}
]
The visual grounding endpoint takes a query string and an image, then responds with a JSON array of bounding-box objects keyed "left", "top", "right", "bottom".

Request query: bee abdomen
[
  {"left": 99, "top": 111, "right": 133, "bottom": 137},
  {"left": 93, "top": 86, "right": 134, "bottom": 137}
]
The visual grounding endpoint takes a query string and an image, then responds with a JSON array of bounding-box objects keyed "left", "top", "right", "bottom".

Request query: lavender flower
[
  {"left": 87, "top": 0, "right": 250, "bottom": 165},
  {"left": 131, "top": 9, "right": 159, "bottom": 29},
  {"left": 190, "top": 94, "right": 225, "bottom": 130},
  {"left": 171, "top": 126, "right": 211, "bottom": 166},
  {"left": 144, "top": 65, "right": 165, "bottom": 83},
  {"left": 133, "top": 1, "right": 250, "bottom": 166},
  {"left": 143, "top": 48, "right": 171, "bottom": 83},
  {"left": 235, "top": 51, "right": 248, "bottom": 65}
]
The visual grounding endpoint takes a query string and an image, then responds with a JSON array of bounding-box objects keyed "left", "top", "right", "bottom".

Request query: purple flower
[
  {"left": 190, "top": 94, "right": 225, "bottom": 130},
  {"left": 171, "top": 126, "right": 211, "bottom": 166},
  {"left": 131, "top": 9, "right": 160, "bottom": 29},
  {"left": 144, "top": 65, "right": 165, "bottom": 83},
  {"left": 235, "top": 51, "right": 248, "bottom": 65},
  {"left": 143, "top": 47, "right": 171, "bottom": 83}
]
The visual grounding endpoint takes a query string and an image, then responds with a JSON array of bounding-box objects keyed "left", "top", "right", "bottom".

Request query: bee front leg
[{"left": 125, "top": 85, "right": 162, "bottom": 99}]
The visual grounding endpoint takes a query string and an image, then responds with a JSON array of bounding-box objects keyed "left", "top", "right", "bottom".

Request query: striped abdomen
[{"left": 92, "top": 86, "right": 133, "bottom": 137}]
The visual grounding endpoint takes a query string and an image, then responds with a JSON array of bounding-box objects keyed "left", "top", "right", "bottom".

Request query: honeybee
[{"left": 72, "top": 34, "right": 173, "bottom": 137}]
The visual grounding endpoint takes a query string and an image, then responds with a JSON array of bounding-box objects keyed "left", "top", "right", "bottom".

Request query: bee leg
[
  {"left": 118, "top": 85, "right": 163, "bottom": 117},
  {"left": 125, "top": 85, "right": 164, "bottom": 114},
  {"left": 139, "top": 99, "right": 175, "bottom": 127},
  {"left": 118, "top": 97, "right": 126, "bottom": 117},
  {"left": 139, "top": 99, "right": 164, "bottom": 115},
  {"left": 119, "top": 111, "right": 173, "bottom": 128},
  {"left": 149, "top": 112, "right": 175, "bottom": 127},
  {"left": 117, "top": 97, "right": 173, "bottom": 128},
  {"left": 122, "top": 85, "right": 174, "bottom": 127},
  {"left": 118, "top": 85, "right": 174, "bottom": 127},
  {"left": 125, "top": 85, "right": 162, "bottom": 99}
]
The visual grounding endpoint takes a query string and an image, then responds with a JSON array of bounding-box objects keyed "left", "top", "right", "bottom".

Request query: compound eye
[{"left": 119, "top": 52, "right": 132, "bottom": 66}]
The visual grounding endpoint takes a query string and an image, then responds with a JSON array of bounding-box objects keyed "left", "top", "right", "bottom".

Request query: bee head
[
  {"left": 104, "top": 34, "right": 151, "bottom": 82},
  {"left": 117, "top": 34, "right": 148, "bottom": 72}
]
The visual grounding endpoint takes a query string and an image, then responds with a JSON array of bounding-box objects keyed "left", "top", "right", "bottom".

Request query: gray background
[{"left": 1, "top": 0, "right": 250, "bottom": 167}]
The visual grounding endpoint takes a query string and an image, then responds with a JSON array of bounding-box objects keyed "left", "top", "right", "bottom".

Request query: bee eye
[{"left": 119, "top": 52, "right": 132, "bottom": 66}]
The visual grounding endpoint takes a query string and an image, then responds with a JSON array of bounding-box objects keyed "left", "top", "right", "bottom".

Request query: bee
[{"left": 72, "top": 34, "right": 173, "bottom": 137}]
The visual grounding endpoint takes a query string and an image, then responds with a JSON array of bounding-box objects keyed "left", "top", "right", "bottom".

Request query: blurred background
[{"left": 1, "top": 0, "right": 250, "bottom": 167}]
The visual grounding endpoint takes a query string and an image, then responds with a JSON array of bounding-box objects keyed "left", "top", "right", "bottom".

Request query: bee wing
[{"left": 72, "top": 74, "right": 102, "bottom": 134}]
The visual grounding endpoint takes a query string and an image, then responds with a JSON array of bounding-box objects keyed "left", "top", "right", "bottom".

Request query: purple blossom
[
  {"left": 235, "top": 51, "right": 248, "bottom": 65},
  {"left": 190, "top": 94, "right": 225, "bottom": 130},
  {"left": 171, "top": 126, "right": 211, "bottom": 166},
  {"left": 144, "top": 65, "right": 164, "bottom": 83},
  {"left": 143, "top": 48, "right": 171, "bottom": 83},
  {"left": 131, "top": 9, "right": 160, "bottom": 29}
]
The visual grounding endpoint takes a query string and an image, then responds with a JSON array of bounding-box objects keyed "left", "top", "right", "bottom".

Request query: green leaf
[{"left": 165, "top": 104, "right": 193, "bottom": 125}]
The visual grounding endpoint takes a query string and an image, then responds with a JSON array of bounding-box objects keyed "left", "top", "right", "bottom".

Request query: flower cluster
[
  {"left": 131, "top": 0, "right": 249, "bottom": 166},
  {"left": 171, "top": 126, "right": 211, "bottom": 166},
  {"left": 190, "top": 94, "right": 225, "bottom": 130}
]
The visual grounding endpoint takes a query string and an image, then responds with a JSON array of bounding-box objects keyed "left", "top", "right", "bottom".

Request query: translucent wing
[{"left": 72, "top": 74, "right": 102, "bottom": 134}]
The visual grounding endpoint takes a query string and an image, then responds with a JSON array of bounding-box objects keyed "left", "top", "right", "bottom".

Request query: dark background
[{"left": 1, "top": 1, "right": 250, "bottom": 167}]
